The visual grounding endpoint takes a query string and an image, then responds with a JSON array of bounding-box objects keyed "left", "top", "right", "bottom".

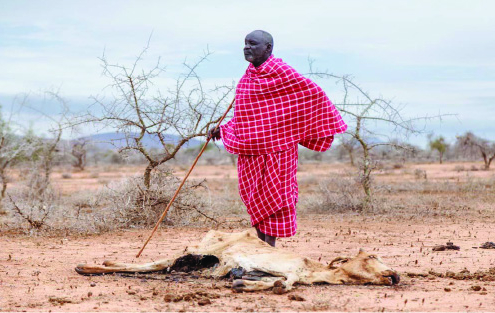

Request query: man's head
[{"left": 244, "top": 30, "right": 273, "bottom": 67}]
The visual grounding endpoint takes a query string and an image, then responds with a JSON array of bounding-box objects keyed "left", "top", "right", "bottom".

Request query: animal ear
[{"left": 328, "top": 256, "right": 349, "bottom": 269}]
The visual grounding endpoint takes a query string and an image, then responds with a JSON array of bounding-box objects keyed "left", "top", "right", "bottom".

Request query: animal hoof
[
  {"left": 74, "top": 265, "right": 93, "bottom": 276},
  {"left": 232, "top": 279, "right": 246, "bottom": 293},
  {"left": 273, "top": 287, "right": 287, "bottom": 294},
  {"left": 272, "top": 280, "right": 288, "bottom": 294}
]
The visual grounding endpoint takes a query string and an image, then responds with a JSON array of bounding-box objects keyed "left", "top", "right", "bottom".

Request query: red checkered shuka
[
  {"left": 220, "top": 55, "right": 347, "bottom": 155},
  {"left": 220, "top": 55, "right": 346, "bottom": 237}
]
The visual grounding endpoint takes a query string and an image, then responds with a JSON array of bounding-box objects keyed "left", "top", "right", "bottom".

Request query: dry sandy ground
[
  {"left": 2, "top": 162, "right": 495, "bottom": 311},
  {"left": 2, "top": 216, "right": 495, "bottom": 312}
]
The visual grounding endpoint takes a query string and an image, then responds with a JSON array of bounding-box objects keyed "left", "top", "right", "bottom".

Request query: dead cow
[{"left": 75, "top": 230, "right": 399, "bottom": 293}]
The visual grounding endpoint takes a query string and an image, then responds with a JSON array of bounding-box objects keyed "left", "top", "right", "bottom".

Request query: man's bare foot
[
  {"left": 255, "top": 228, "right": 265, "bottom": 241},
  {"left": 265, "top": 234, "right": 276, "bottom": 247},
  {"left": 256, "top": 228, "right": 276, "bottom": 247}
]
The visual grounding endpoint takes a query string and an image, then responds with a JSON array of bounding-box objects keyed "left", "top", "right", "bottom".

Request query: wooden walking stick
[{"left": 136, "top": 98, "right": 235, "bottom": 258}]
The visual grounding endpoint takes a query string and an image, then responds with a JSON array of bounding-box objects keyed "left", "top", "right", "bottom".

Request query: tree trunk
[
  {"left": 0, "top": 165, "right": 7, "bottom": 200},
  {"left": 360, "top": 143, "right": 372, "bottom": 208},
  {"left": 486, "top": 154, "right": 495, "bottom": 170},
  {"left": 1, "top": 179, "right": 6, "bottom": 199},
  {"left": 144, "top": 165, "right": 154, "bottom": 189},
  {"left": 482, "top": 152, "right": 489, "bottom": 170},
  {"left": 362, "top": 160, "right": 372, "bottom": 207},
  {"left": 439, "top": 151, "right": 443, "bottom": 164}
]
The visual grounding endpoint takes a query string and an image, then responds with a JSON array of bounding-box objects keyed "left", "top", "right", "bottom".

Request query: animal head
[{"left": 329, "top": 249, "right": 400, "bottom": 286}]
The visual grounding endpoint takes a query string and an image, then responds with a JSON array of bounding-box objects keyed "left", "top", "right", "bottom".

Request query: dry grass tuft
[
  {"left": 300, "top": 172, "right": 495, "bottom": 223},
  {"left": 3, "top": 167, "right": 221, "bottom": 235},
  {"left": 301, "top": 176, "right": 364, "bottom": 213},
  {"left": 96, "top": 167, "right": 217, "bottom": 228}
]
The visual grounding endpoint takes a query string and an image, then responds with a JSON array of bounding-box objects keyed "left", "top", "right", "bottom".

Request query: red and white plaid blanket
[
  {"left": 220, "top": 55, "right": 347, "bottom": 155},
  {"left": 220, "top": 55, "right": 346, "bottom": 237}
]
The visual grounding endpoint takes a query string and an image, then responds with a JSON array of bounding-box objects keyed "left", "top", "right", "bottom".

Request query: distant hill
[{"left": 81, "top": 132, "right": 203, "bottom": 150}]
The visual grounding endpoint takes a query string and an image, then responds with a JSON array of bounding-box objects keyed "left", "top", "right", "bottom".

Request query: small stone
[
  {"left": 90, "top": 282, "right": 96, "bottom": 287},
  {"left": 288, "top": 294, "right": 306, "bottom": 301},
  {"left": 87, "top": 292, "right": 93, "bottom": 297},
  {"left": 183, "top": 294, "right": 193, "bottom": 301},
  {"left": 48, "top": 297, "right": 72, "bottom": 305},
  {"left": 198, "top": 298, "right": 211, "bottom": 306},
  {"left": 444, "top": 288, "right": 451, "bottom": 292},
  {"left": 126, "top": 290, "right": 136, "bottom": 295},
  {"left": 163, "top": 294, "right": 174, "bottom": 302},
  {"left": 471, "top": 285, "right": 482, "bottom": 291}
]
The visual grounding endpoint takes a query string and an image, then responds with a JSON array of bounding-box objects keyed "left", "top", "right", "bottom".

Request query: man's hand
[{"left": 208, "top": 127, "right": 221, "bottom": 141}]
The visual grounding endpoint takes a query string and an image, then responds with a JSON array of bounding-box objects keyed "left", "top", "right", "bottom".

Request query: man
[{"left": 209, "top": 30, "right": 347, "bottom": 247}]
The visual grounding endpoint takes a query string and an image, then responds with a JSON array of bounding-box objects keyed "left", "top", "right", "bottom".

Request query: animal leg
[
  {"left": 75, "top": 258, "right": 175, "bottom": 275},
  {"left": 232, "top": 277, "right": 281, "bottom": 292},
  {"left": 232, "top": 274, "right": 298, "bottom": 294}
]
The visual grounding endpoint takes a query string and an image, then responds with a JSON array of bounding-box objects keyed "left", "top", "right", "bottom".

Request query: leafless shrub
[
  {"left": 4, "top": 166, "right": 222, "bottom": 234},
  {"left": 71, "top": 139, "right": 87, "bottom": 171},
  {"left": 302, "top": 176, "right": 364, "bottom": 213},
  {"left": 6, "top": 168, "right": 61, "bottom": 233},
  {"left": 73, "top": 40, "right": 234, "bottom": 189},
  {"left": 96, "top": 167, "right": 217, "bottom": 228},
  {"left": 414, "top": 169, "right": 427, "bottom": 180},
  {"left": 307, "top": 61, "right": 450, "bottom": 207},
  {"left": 4, "top": 93, "right": 70, "bottom": 232},
  {"left": 456, "top": 132, "right": 495, "bottom": 170},
  {"left": 303, "top": 176, "right": 495, "bottom": 222},
  {"left": 0, "top": 95, "right": 41, "bottom": 211},
  {"left": 7, "top": 194, "right": 54, "bottom": 231}
]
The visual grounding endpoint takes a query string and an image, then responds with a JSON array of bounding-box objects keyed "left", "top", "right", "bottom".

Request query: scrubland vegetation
[{"left": 1, "top": 130, "right": 494, "bottom": 236}]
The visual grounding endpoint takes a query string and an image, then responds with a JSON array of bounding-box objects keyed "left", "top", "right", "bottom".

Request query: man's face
[{"left": 244, "top": 31, "right": 271, "bottom": 67}]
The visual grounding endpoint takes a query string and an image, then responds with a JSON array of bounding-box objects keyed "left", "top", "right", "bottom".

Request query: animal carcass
[{"left": 76, "top": 230, "right": 399, "bottom": 293}]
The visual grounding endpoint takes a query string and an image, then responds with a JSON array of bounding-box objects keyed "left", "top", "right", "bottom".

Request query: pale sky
[{"left": 1, "top": 0, "right": 494, "bottom": 147}]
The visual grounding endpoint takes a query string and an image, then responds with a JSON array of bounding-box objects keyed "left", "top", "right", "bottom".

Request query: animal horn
[{"left": 328, "top": 256, "right": 349, "bottom": 269}]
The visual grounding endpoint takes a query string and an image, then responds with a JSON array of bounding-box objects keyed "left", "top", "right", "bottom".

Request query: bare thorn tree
[
  {"left": 0, "top": 95, "right": 36, "bottom": 205},
  {"left": 5, "top": 90, "right": 69, "bottom": 230},
  {"left": 308, "top": 60, "right": 448, "bottom": 206},
  {"left": 456, "top": 132, "right": 495, "bottom": 170},
  {"left": 25, "top": 90, "right": 68, "bottom": 192},
  {"left": 71, "top": 139, "right": 87, "bottom": 171},
  {"left": 75, "top": 43, "right": 234, "bottom": 188}
]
